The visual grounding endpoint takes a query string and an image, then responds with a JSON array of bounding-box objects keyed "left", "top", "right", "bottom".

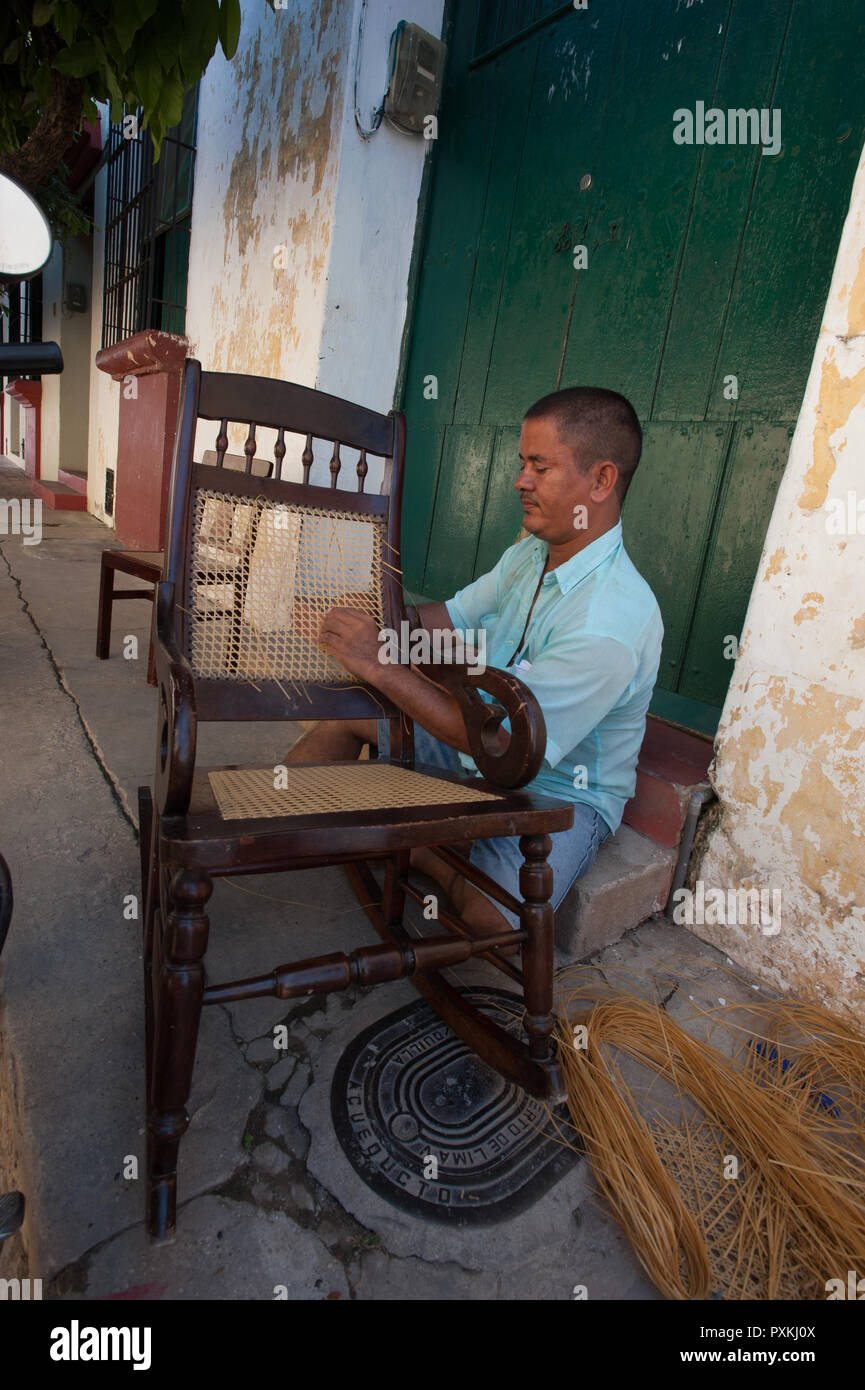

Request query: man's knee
[{"left": 349, "top": 717, "right": 379, "bottom": 748}]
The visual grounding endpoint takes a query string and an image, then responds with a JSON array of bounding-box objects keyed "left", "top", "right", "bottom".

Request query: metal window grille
[
  {"left": 6, "top": 276, "right": 42, "bottom": 346},
  {"left": 2, "top": 276, "right": 43, "bottom": 380},
  {"left": 101, "top": 89, "right": 199, "bottom": 349}
]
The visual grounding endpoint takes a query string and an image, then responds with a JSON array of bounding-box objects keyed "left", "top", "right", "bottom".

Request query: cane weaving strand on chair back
[
  {"left": 186, "top": 493, "right": 387, "bottom": 686},
  {"left": 142, "top": 359, "right": 574, "bottom": 1242}
]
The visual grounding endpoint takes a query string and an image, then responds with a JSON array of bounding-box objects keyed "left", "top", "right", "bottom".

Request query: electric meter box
[{"left": 383, "top": 21, "right": 447, "bottom": 135}]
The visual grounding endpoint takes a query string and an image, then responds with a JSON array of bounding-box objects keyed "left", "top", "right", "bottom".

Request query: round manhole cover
[{"left": 331, "top": 987, "right": 580, "bottom": 1225}]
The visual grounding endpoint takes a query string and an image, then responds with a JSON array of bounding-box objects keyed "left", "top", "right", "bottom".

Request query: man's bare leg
[
  {"left": 410, "top": 845, "right": 519, "bottom": 955},
  {"left": 284, "top": 718, "right": 378, "bottom": 764},
  {"left": 284, "top": 724, "right": 517, "bottom": 953}
]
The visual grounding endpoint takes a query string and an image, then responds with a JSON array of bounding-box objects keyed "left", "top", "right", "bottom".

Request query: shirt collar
[{"left": 530, "top": 520, "right": 623, "bottom": 594}]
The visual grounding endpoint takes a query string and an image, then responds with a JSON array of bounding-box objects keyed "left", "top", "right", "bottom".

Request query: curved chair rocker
[{"left": 139, "top": 360, "right": 574, "bottom": 1241}]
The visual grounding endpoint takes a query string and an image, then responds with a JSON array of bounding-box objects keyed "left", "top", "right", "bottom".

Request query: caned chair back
[{"left": 164, "top": 360, "right": 406, "bottom": 724}]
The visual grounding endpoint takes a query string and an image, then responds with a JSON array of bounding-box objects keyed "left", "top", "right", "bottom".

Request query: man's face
[{"left": 516, "top": 415, "right": 596, "bottom": 544}]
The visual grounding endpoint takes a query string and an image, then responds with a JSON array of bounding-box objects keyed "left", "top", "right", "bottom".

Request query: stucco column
[
  {"left": 4, "top": 379, "right": 42, "bottom": 479},
  {"left": 95, "top": 331, "right": 189, "bottom": 550},
  {"left": 692, "top": 145, "right": 865, "bottom": 1016}
]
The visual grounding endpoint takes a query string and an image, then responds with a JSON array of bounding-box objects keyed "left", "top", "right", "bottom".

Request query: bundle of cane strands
[{"left": 551, "top": 963, "right": 865, "bottom": 1300}]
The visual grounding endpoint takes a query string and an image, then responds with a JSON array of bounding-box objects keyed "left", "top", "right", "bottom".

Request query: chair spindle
[
  {"left": 357, "top": 449, "right": 368, "bottom": 493},
  {"left": 302, "top": 434, "right": 314, "bottom": 485},
  {"left": 274, "top": 427, "right": 286, "bottom": 480},
  {"left": 215, "top": 419, "right": 228, "bottom": 467},
  {"left": 243, "top": 423, "right": 257, "bottom": 474},
  {"left": 330, "top": 441, "right": 341, "bottom": 488}
]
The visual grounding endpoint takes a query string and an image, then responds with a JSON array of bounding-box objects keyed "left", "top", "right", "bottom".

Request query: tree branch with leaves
[{"left": 0, "top": 0, "right": 243, "bottom": 236}]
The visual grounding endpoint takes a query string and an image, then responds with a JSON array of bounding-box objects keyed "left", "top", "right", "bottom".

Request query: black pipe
[{"left": 0, "top": 341, "right": 64, "bottom": 375}]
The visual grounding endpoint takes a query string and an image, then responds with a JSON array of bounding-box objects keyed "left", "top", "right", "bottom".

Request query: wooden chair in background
[
  {"left": 139, "top": 360, "right": 573, "bottom": 1241},
  {"left": 95, "top": 452, "right": 272, "bottom": 685}
]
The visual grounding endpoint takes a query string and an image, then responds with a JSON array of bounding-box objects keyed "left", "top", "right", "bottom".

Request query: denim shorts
[{"left": 376, "top": 719, "right": 611, "bottom": 929}]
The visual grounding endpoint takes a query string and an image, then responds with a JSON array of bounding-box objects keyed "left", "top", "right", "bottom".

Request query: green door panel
[
  {"left": 621, "top": 422, "right": 733, "bottom": 697},
  {"left": 651, "top": 0, "right": 794, "bottom": 420},
  {"left": 679, "top": 424, "right": 793, "bottom": 705},
  {"left": 474, "top": 426, "right": 524, "bottom": 578},
  {"left": 452, "top": 43, "right": 539, "bottom": 426},
  {"left": 479, "top": 6, "right": 625, "bottom": 425},
  {"left": 399, "top": 0, "right": 864, "bottom": 729},
  {"left": 423, "top": 426, "right": 497, "bottom": 598},
  {"left": 556, "top": 0, "right": 732, "bottom": 417},
  {"left": 709, "top": 2, "right": 865, "bottom": 419},
  {"left": 401, "top": 425, "right": 446, "bottom": 595},
  {"left": 400, "top": 62, "right": 502, "bottom": 431}
]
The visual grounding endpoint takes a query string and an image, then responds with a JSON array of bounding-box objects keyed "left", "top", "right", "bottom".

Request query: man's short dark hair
[{"left": 524, "top": 386, "right": 643, "bottom": 504}]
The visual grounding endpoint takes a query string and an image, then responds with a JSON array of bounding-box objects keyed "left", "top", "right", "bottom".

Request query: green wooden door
[{"left": 400, "top": 0, "right": 865, "bottom": 733}]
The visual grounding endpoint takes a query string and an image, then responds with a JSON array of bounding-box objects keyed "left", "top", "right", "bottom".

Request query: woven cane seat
[{"left": 208, "top": 763, "right": 504, "bottom": 821}]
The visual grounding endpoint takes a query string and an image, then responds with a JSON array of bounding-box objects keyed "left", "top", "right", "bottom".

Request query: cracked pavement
[{"left": 0, "top": 464, "right": 750, "bottom": 1300}]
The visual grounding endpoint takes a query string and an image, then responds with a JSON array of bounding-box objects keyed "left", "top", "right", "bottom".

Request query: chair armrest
[
  {"left": 425, "top": 662, "right": 547, "bottom": 788},
  {"left": 153, "top": 582, "right": 198, "bottom": 817},
  {"left": 401, "top": 604, "right": 544, "bottom": 786}
]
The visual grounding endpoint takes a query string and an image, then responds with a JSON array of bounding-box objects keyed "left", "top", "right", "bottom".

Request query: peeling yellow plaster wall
[
  {"left": 845, "top": 225, "right": 865, "bottom": 335},
  {"left": 696, "top": 146, "right": 865, "bottom": 1018},
  {"left": 798, "top": 353, "right": 865, "bottom": 511},
  {"left": 185, "top": 1, "right": 351, "bottom": 392}
]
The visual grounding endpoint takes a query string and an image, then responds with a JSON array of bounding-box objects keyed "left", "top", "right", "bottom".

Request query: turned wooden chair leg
[
  {"left": 96, "top": 554, "right": 113, "bottom": 660},
  {"left": 146, "top": 607, "right": 156, "bottom": 687},
  {"left": 147, "top": 867, "right": 212, "bottom": 1243},
  {"left": 382, "top": 848, "right": 410, "bottom": 930},
  {"left": 138, "top": 788, "right": 159, "bottom": 1100},
  {"left": 518, "top": 833, "right": 556, "bottom": 1065}
]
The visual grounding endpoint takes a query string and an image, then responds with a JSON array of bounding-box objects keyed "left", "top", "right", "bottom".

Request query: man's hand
[
  {"left": 316, "top": 603, "right": 475, "bottom": 758},
  {"left": 318, "top": 607, "right": 381, "bottom": 679}
]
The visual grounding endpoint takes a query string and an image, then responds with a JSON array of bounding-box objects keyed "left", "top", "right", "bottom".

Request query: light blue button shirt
[{"left": 444, "top": 521, "right": 663, "bottom": 832}]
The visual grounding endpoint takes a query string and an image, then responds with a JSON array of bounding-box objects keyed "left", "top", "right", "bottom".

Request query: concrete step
[
  {"left": 58, "top": 467, "right": 87, "bottom": 495},
  {"left": 554, "top": 823, "right": 677, "bottom": 961},
  {"left": 622, "top": 716, "right": 713, "bottom": 848},
  {"left": 31, "top": 479, "right": 86, "bottom": 511}
]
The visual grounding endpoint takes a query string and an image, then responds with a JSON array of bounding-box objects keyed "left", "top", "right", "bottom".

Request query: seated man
[{"left": 285, "top": 386, "right": 663, "bottom": 945}]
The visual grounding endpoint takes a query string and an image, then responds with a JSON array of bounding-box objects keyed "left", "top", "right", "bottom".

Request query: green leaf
[
  {"left": 111, "top": 0, "right": 144, "bottom": 54},
  {"left": 217, "top": 0, "right": 241, "bottom": 60},
  {"left": 53, "top": 1, "right": 82, "bottom": 46},
  {"left": 33, "top": 0, "right": 56, "bottom": 26},
  {"left": 3, "top": 37, "right": 25, "bottom": 65},
  {"left": 156, "top": 68, "right": 184, "bottom": 131},
  {"left": 100, "top": 27, "right": 125, "bottom": 69},
  {"left": 133, "top": 42, "right": 163, "bottom": 112},
  {"left": 153, "top": 8, "right": 183, "bottom": 71},
  {"left": 148, "top": 109, "right": 165, "bottom": 158},
  {"left": 52, "top": 38, "right": 100, "bottom": 78},
  {"left": 181, "top": 0, "right": 219, "bottom": 76},
  {"left": 133, "top": 0, "right": 160, "bottom": 22},
  {"left": 101, "top": 53, "right": 124, "bottom": 122}
]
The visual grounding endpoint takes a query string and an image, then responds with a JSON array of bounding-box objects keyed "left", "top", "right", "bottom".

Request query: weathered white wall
[
  {"left": 39, "top": 243, "right": 63, "bottom": 481},
  {"left": 316, "top": 0, "right": 444, "bottom": 417},
  {"left": 184, "top": 0, "right": 443, "bottom": 483},
  {"left": 184, "top": 0, "right": 353, "bottom": 475},
  {"left": 694, "top": 143, "right": 865, "bottom": 1017},
  {"left": 86, "top": 105, "right": 120, "bottom": 524},
  {"left": 40, "top": 235, "right": 92, "bottom": 483}
]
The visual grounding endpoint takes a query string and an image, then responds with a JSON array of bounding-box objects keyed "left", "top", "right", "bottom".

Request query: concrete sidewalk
[{"left": 0, "top": 461, "right": 760, "bottom": 1300}]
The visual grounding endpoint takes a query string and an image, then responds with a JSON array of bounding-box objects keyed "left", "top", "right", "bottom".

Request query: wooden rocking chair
[{"left": 140, "top": 360, "right": 574, "bottom": 1241}]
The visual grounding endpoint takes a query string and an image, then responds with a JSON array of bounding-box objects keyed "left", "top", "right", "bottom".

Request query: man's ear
[{"left": 591, "top": 460, "right": 619, "bottom": 502}]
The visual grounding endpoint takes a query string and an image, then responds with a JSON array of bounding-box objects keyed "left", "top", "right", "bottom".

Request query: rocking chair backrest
[{"left": 164, "top": 359, "right": 406, "bottom": 725}]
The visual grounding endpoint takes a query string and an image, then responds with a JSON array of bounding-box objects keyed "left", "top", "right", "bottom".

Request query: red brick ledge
[
  {"left": 95, "top": 330, "right": 189, "bottom": 382},
  {"left": 4, "top": 378, "right": 42, "bottom": 408}
]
